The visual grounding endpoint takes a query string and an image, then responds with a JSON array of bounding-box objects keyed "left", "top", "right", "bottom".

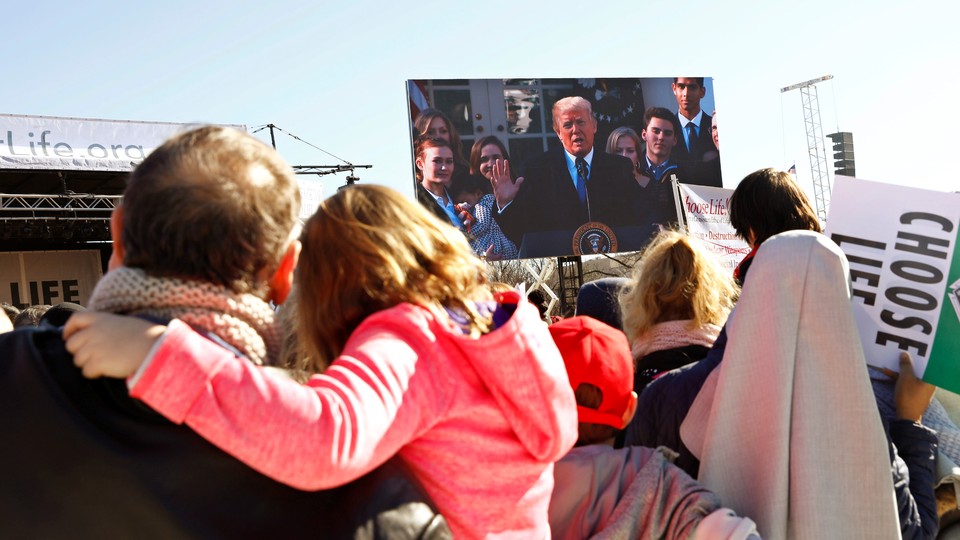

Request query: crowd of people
[
  {"left": 0, "top": 119, "right": 954, "bottom": 539},
  {"left": 1, "top": 301, "right": 83, "bottom": 330}
]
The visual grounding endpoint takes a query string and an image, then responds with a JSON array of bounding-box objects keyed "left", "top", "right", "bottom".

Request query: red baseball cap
[{"left": 549, "top": 316, "right": 634, "bottom": 429}]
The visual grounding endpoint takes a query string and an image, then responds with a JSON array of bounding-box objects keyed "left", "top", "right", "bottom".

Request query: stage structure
[
  {"left": 0, "top": 114, "right": 200, "bottom": 250},
  {"left": 252, "top": 124, "right": 372, "bottom": 192},
  {"left": 1, "top": 116, "right": 364, "bottom": 307}
]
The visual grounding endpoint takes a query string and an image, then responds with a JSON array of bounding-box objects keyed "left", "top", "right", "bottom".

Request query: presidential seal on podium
[{"left": 572, "top": 222, "right": 618, "bottom": 255}]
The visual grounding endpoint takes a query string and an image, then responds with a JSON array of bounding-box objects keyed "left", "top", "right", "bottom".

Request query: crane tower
[{"left": 780, "top": 75, "right": 834, "bottom": 222}]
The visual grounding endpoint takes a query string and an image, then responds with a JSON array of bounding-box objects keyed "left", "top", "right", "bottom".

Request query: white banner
[
  {"left": 678, "top": 183, "right": 751, "bottom": 273},
  {"left": 825, "top": 176, "right": 960, "bottom": 389},
  {"left": 0, "top": 114, "right": 245, "bottom": 172}
]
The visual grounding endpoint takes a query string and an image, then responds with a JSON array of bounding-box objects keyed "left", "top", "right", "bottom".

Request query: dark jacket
[
  {"left": 497, "top": 146, "right": 640, "bottom": 245},
  {"left": 671, "top": 112, "right": 713, "bottom": 167},
  {"left": 887, "top": 418, "right": 938, "bottom": 540},
  {"left": 672, "top": 112, "right": 722, "bottom": 188},
  {"left": 416, "top": 182, "right": 456, "bottom": 226},
  {"left": 634, "top": 344, "right": 711, "bottom": 396},
  {"left": 613, "top": 343, "right": 710, "bottom": 450},
  {"left": 620, "top": 328, "right": 727, "bottom": 477},
  {"left": 0, "top": 326, "right": 451, "bottom": 540},
  {"left": 871, "top": 372, "right": 939, "bottom": 539},
  {"left": 635, "top": 158, "right": 683, "bottom": 227}
]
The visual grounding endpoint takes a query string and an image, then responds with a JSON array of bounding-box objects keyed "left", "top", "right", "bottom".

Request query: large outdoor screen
[{"left": 407, "top": 77, "right": 721, "bottom": 260}]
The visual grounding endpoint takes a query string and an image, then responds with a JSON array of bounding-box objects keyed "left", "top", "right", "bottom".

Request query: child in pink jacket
[{"left": 67, "top": 185, "right": 578, "bottom": 539}]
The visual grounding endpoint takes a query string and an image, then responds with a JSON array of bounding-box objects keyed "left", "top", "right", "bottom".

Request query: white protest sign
[
  {"left": 678, "top": 183, "right": 751, "bottom": 273},
  {"left": 825, "top": 176, "right": 960, "bottom": 391}
]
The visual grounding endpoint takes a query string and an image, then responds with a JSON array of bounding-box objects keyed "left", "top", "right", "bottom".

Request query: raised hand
[
  {"left": 455, "top": 203, "right": 475, "bottom": 232},
  {"left": 489, "top": 159, "right": 523, "bottom": 209},
  {"left": 889, "top": 352, "right": 937, "bottom": 423},
  {"left": 484, "top": 244, "right": 504, "bottom": 262}
]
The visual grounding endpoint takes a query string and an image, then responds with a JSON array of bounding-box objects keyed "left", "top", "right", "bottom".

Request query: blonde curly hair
[
  {"left": 620, "top": 230, "right": 738, "bottom": 345},
  {"left": 296, "top": 185, "right": 491, "bottom": 372}
]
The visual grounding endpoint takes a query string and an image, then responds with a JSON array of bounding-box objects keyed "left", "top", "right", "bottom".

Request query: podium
[{"left": 517, "top": 224, "right": 657, "bottom": 258}]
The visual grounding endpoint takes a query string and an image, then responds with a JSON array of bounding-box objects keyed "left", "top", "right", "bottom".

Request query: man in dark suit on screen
[
  {"left": 671, "top": 77, "right": 721, "bottom": 187},
  {"left": 490, "top": 96, "right": 640, "bottom": 249}
]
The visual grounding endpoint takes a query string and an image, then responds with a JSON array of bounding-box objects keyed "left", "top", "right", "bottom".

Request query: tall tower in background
[{"left": 781, "top": 75, "right": 834, "bottom": 222}]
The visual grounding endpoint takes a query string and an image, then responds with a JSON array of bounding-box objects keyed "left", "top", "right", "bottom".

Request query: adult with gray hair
[{"left": 490, "top": 96, "right": 641, "bottom": 248}]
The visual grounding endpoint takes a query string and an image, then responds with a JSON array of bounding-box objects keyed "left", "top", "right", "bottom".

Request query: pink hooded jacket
[{"left": 129, "top": 291, "right": 578, "bottom": 539}]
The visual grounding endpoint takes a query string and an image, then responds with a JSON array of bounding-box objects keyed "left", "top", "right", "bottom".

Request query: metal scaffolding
[
  {"left": 556, "top": 256, "right": 584, "bottom": 317},
  {"left": 781, "top": 75, "right": 833, "bottom": 222},
  {"left": 0, "top": 193, "right": 120, "bottom": 219},
  {"left": 0, "top": 193, "right": 119, "bottom": 241}
]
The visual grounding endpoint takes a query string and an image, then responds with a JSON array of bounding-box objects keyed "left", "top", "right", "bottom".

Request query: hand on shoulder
[{"left": 64, "top": 311, "right": 166, "bottom": 379}]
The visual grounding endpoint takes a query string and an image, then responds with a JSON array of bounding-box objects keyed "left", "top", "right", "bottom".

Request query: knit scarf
[
  {"left": 630, "top": 319, "right": 721, "bottom": 360},
  {"left": 88, "top": 267, "right": 280, "bottom": 365}
]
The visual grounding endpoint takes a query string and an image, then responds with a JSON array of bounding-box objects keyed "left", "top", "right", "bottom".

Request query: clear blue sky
[{"left": 4, "top": 0, "right": 956, "bottom": 202}]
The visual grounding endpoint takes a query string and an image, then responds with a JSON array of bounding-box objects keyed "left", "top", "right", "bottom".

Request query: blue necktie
[
  {"left": 686, "top": 123, "right": 698, "bottom": 155},
  {"left": 575, "top": 157, "right": 588, "bottom": 206}
]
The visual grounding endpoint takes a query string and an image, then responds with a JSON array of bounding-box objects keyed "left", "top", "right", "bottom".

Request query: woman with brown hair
[
  {"left": 413, "top": 137, "right": 465, "bottom": 229},
  {"left": 449, "top": 135, "right": 520, "bottom": 260},
  {"left": 414, "top": 107, "right": 467, "bottom": 166},
  {"left": 728, "top": 167, "right": 821, "bottom": 284},
  {"left": 468, "top": 135, "right": 512, "bottom": 180}
]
